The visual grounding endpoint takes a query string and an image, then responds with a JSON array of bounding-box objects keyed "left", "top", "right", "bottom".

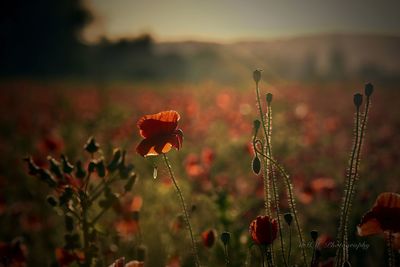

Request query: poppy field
[{"left": 0, "top": 76, "right": 399, "bottom": 267}]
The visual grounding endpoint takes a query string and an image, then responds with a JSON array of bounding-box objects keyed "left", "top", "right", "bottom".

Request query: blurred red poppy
[
  {"left": 136, "top": 110, "right": 183, "bottom": 157},
  {"left": 201, "top": 229, "right": 216, "bottom": 248},
  {"left": 55, "top": 248, "right": 84, "bottom": 267},
  {"left": 249, "top": 215, "right": 278, "bottom": 245},
  {"left": 357, "top": 192, "right": 400, "bottom": 236}
]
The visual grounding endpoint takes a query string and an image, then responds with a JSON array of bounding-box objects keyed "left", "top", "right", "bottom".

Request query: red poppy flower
[
  {"left": 357, "top": 192, "right": 400, "bottom": 236},
  {"left": 55, "top": 248, "right": 84, "bottom": 267},
  {"left": 201, "top": 229, "right": 216, "bottom": 248},
  {"left": 249, "top": 215, "right": 278, "bottom": 245},
  {"left": 136, "top": 110, "right": 183, "bottom": 157}
]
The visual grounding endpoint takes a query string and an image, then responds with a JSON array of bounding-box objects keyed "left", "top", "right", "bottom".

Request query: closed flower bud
[
  {"left": 310, "top": 230, "right": 318, "bottom": 242},
  {"left": 253, "top": 69, "right": 262, "bottom": 83},
  {"left": 364, "top": 83, "right": 373, "bottom": 97},
  {"left": 107, "top": 148, "right": 122, "bottom": 172},
  {"left": 96, "top": 159, "right": 106, "bottom": 177},
  {"left": 38, "top": 169, "right": 57, "bottom": 187},
  {"left": 220, "top": 231, "right": 231, "bottom": 245},
  {"left": 48, "top": 156, "right": 63, "bottom": 178},
  {"left": 353, "top": 93, "right": 363, "bottom": 108},
  {"left": 124, "top": 173, "right": 137, "bottom": 192},
  {"left": 201, "top": 229, "right": 216, "bottom": 248},
  {"left": 61, "top": 155, "right": 74, "bottom": 174},
  {"left": 252, "top": 156, "right": 261, "bottom": 175},
  {"left": 249, "top": 215, "right": 278, "bottom": 245},
  {"left": 75, "top": 160, "right": 86, "bottom": 179},
  {"left": 284, "top": 213, "right": 293, "bottom": 226},
  {"left": 88, "top": 160, "right": 96, "bottom": 173},
  {"left": 59, "top": 186, "right": 74, "bottom": 206},
  {"left": 84, "top": 136, "right": 100, "bottom": 154},
  {"left": 46, "top": 195, "right": 58, "bottom": 207},
  {"left": 266, "top": 93, "right": 273, "bottom": 105},
  {"left": 24, "top": 157, "right": 40, "bottom": 175}
]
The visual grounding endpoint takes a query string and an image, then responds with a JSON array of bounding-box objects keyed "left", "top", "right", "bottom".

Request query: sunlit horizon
[{"left": 83, "top": 0, "right": 400, "bottom": 43}]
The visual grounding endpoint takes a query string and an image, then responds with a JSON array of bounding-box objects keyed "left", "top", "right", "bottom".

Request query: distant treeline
[{"left": 1, "top": 1, "right": 399, "bottom": 84}]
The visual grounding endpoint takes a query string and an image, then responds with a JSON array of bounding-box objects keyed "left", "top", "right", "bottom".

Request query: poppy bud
[
  {"left": 59, "top": 186, "right": 74, "bottom": 206},
  {"left": 249, "top": 215, "right": 278, "bottom": 245},
  {"left": 46, "top": 195, "right": 58, "bottom": 207},
  {"left": 124, "top": 173, "right": 137, "bottom": 192},
  {"left": 310, "top": 230, "right": 318, "bottom": 242},
  {"left": 107, "top": 148, "right": 122, "bottom": 172},
  {"left": 96, "top": 159, "right": 106, "bottom": 177},
  {"left": 75, "top": 160, "right": 86, "bottom": 179},
  {"left": 201, "top": 229, "right": 216, "bottom": 248},
  {"left": 24, "top": 157, "right": 40, "bottom": 175},
  {"left": 253, "top": 69, "right": 262, "bottom": 83},
  {"left": 353, "top": 93, "right": 363, "bottom": 108},
  {"left": 38, "top": 169, "right": 57, "bottom": 187},
  {"left": 364, "top": 83, "right": 373, "bottom": 97},
  {"left": 266, "top": 93, "right": 273, "bottom": 105},
  {"left": 220, "top": 231, "right": 231, "bottom": 245},
  {"left": 84, "top": 136, "right": 99, "bottom": 154},
  {"left": 88, "top": 160, "right": 96, "bottom": 173},
  {"left": 61, "top": 155, "right": 74, "bottom": 174},
  {"left": 284, "top": 213, "right": 293, "bottom": 226},
  {"left": 48, "top": 156, "right": 63, "bottom": 178},
  {"left": 252, "top": 156, "right": 261, "bottom": 175},
  {"left": 65, "top": 215, "right": 74, "bottom": 232}
]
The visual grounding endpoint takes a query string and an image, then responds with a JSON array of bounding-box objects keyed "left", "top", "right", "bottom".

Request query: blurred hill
[
  {"left": 0, "top": 0, "right": 399, "bottom": 83},
  {"left": 156, "top": 34, "right": 400, "bottom": 83}
]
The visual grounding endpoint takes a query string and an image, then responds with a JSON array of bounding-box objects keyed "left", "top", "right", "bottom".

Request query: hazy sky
[{"left": 84, "top": 0, "right": 400, "bottom": 42}]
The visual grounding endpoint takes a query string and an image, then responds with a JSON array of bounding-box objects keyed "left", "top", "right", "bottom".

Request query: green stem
[
  {"left": 163, "top": 154, "right": 200, "bottom": 267},
  {"left": 287, "top": 225, "right": 292, "bottom": 266},
  {"left": 259, "top": 246, "right": 266, "bottom": 267},
  {"left": 253, "top": 145, "right": 307, "bottom": 267}
]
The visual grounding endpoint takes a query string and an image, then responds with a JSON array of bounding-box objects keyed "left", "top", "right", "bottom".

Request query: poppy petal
[
  {"left": 137, "top": 111, "right": 180, "bottom": 138},
  {"left": 357, "top": 214, "right": 383, "bottom": 236},
  {"left": 136, "top": 133, "right": 183, "bottom": 157},
  {"left": 358, "top": 192, "right": 400, "bottom": 236}
]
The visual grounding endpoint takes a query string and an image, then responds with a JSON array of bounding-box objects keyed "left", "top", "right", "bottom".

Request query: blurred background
[
  {"left": 1, "top": 0, "right": 400, "bottom": 83},
  {"left": 0, "top": 1, "right": 399, "bottom": 266}
]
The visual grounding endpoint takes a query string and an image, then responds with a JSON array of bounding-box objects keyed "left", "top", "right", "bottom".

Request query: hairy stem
[{"left": 163, "top": 154, "right": 200, "bottom": 267}]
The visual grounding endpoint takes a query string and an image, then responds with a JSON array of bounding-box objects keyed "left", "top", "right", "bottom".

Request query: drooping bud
[
  {"left": 284, "top": 213, "right": 293, "bottom": 226},
  {"left": 266, "top": 93, "right": 273, "bottom": 105},
  {"left": 124, "top": 172, "right": 137, "bottom": 192},
  {"left": 88, "top": 160, "right": 96, "bottom": 173},
  {"left": 48, "top": 156, "right": 63, "bottom": 178},
  {"left": 107, "top": 148, "right": 122, "bottom": 172},
  {"left": 24, "top": 157, "right": 40, "bottom": 175},
  {"left": 220, "top": 231, "right": 231, "bottom": 246},
  {"left": 38, "top": 169, "right": 57, "bottom": 187},
  {"left": 84, "top": 136, "right": 99, "bottom": 154},
  {"left": 364, "top": 83, "right": 374, "bottom": 97},
  {"left": 61, "top": 155, "right": 74, "bottom": 174},
  {"left": 75, "top": 160, "right": 86, "bottom": 179},
  {"left": 353, "top": 93, "right": 363, "bottom": 108},
  {"left": 253, "top": 69, "right": 262, "bottom": 84},
  {"left": 46, "top": 195, "right": 58, "bottom": 207},
  {"left": 252, "top": 156, "right": 261, "bottom": 175},
  {"left": 59, "top": 186, "right": 74, "bottom": 206},
  {"left": 96, "top": 158, "right": 106, "bottom": 177}
]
